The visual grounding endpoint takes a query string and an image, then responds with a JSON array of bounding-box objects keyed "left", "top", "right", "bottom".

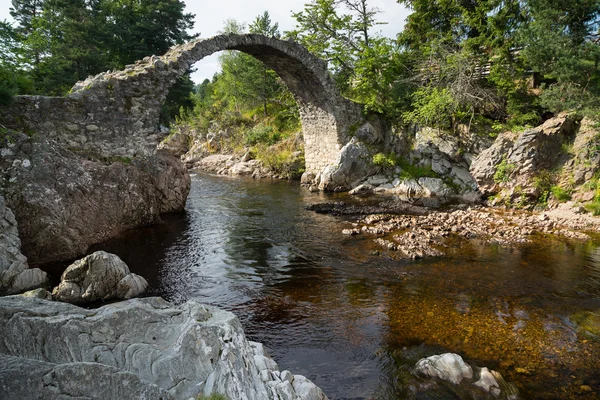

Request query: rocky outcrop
[
  {"left": 0, "top": 132, "right": 190, "bottom": 265},
  {"left": 409, "top": 127, "right": 485, "bottom": 191},
  {"left": 0, "top": 296, "right": 327, "bottom": 400},
  {"left": 0, "top": 193, "right": 48, "bottom": 295},
  {"left": 470, "top": 114, "right": 581, "bottom": 198},
  {"left": 333, "top": 202, "right": 596, "bottom": 259},
  {"left": 414, "top": 353, "right": 518, "bottom": 399},
  {"left": 52, "top": 251, "right": 148, "bottom": 304},
  {"left": 0, "top": 354, "right": 172, "bottom": 400}
]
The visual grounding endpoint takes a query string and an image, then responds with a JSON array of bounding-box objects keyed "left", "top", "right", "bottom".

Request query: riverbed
[{"left": 89, "top": 172, "right": 600, "bottom": 399}]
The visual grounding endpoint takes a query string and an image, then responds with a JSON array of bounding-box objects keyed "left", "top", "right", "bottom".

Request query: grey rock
[
  {"left": 117, "top": 273, "right": 149, "bottom": 300},
  {"left": 0, "top": 354, "right": 173, "bottom": 400},
  {"left": 366, "top": 174, "right": 389, "bottom": 186},
  {"left": 52, "top": 251, "right": 148, "bottom": 304},
  {"left": 471, "top": 114, "right": 581, "bottom": 196},
  {"left": 0, "top": 134, "right": 190, "bottom": 265},
  {"left": 230, "top": 160, "right": 261, "bottom": 176},
  {"left": 19, "top": 288, "right": 53, "bottom": 300},
  {"left": 418, "top": 177, "right": 452, "bottom": 197},
  {"left": 414, "top": 354, "right": 518, "bottom": 399},
  {"left": 317, "top": 138, "right": 379, "bottom": 191},
  {"left": 414, "top": 353, "right": 473, "bottom": 385},
  {"left": 0, "top": 193, "right": 48, "bottom": 295},
  {"left": 474, "top": 367, "right": 501, "bottom": 396},
  {"left": 0, "top": 296, "right": 327, "bottom": 400},
  {"left": 349, "top": 183, "right": 374, "bottom": 195},
  {"left": 394, "top": 179, "right": 423, "bottom": 197}
]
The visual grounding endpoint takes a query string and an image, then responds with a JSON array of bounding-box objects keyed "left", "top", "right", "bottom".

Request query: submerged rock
[
  {"left": 52, "top": 251, "right": 148, "bottom": 304},
  {"left": 0, "top": 296, "right": 327, "bottom": 400},
  {"left": 414, "top": 353, "right": 518, "bottom": 398}
]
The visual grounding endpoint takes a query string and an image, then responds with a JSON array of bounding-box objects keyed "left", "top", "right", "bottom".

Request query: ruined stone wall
[{"left": 0, "top": 34, "right": 365, "bottom": 174}]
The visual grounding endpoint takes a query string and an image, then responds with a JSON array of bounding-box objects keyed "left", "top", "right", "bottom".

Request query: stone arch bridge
[{"left": 1, "top": 34, "right": 369, "bottom": 181}]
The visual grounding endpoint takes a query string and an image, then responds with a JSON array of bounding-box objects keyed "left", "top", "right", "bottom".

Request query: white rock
[
  {"left": 414, "top": 353, "right": 473, "bottom": 385},
  {"left": 474, "top": 367, "right": 501, "bottom": 396}
]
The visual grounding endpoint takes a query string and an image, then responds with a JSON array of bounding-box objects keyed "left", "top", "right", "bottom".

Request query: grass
[
  {"left": 585, "top": 190, "right": 600, "bottom": 216},
  {"left": 255, "top": 139, "right": 305, "bottom": 180},
  {"left": 197, "top": 394, "right": 228, "bottom": 400},
  {"left": 372, "top": 152, "right": 439, "bottom": 180},
  {"left": 551, "top": 185, "right": 572, "bottom": 202}
]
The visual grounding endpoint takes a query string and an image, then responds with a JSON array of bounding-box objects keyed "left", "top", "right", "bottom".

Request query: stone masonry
[{"left": 0, "top": 34, "right": 364, "bottom": 177}]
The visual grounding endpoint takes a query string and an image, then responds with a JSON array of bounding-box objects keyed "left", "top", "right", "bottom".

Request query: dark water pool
[{"left": 88, "top": 172, "right": 600, "bottom": 399}]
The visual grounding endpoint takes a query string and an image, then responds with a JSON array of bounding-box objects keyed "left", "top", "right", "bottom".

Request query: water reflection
[{"left": 89, "top": 173, "right": 600, "bottom": 399}]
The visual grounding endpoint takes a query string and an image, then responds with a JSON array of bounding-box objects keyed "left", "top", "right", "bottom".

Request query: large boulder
[
  {"left": 470, "top": 114, "right": 581, "bottom": 196},
  {"left": 0, "top": 296, "right": 328, "bottom": 400},
  {"left": 0, "top": 133, "right": 190, "bottom": 265},
  {"left": 52, "top": 251, "right": 148, "bottom": 304},
  {"left": 316, "top": 138, "right": 379, "bottom": 191},
  {"left": 0, "top": 193, "right": 48, "bottom": 295}
]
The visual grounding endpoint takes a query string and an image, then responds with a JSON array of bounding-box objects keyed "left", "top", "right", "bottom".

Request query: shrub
[
  {"left": 244, "top": 124, "right": 281, "bottom": 146},
  {"left": 551, "top": 185, "right": 572, "bottom": 202},
  {"left": 585, "top": 189, "right": 600, "bottom": 216},
  {"left": 493, "top": 157, "right": 516, "bottom": 184},
  {"left": 255, "top": 142, "right": 305, "bottom": 180},
  {"left": 403, "top": 87, "right": 458, "bottom": 131},
  {"left": 372, "top": 153, "right": 396, "bottom": 168}
]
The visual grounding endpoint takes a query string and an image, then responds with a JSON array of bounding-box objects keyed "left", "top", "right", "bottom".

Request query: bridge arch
[{"left": 63, "top": 34, "right": 365, "bottom": 176}]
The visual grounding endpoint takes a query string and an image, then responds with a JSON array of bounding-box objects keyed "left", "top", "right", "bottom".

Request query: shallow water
[{"left": 90, "top": 172, "right": 600, "bottom": 399}]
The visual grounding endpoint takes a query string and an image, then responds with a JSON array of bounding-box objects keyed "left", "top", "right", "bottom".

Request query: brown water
[{"left": 90, "top": 172, "right": 600, "bottom": 399}]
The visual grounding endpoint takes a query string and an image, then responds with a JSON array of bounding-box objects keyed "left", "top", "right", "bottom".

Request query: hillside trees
[
  {"left": 287, "top": 0, "right": 409, "bottom": 116},
  {"left": 5, "top": 0, "right": 196, "bottom": 121},
  {"left": 398, "top": 0, "right": 600, "bottom": 130}
]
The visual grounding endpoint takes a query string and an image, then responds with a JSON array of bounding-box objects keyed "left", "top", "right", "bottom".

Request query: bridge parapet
[{"left": 1, "top": 34, "right": 366, "bottom": 179}]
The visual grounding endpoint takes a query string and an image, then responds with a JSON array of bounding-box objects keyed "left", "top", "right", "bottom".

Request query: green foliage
[
  {"left": 372, "top": 152, "right": 396, "bottom": 168},
  {"left": 396, "top": 157, "right": 439, "bottom": 180},
  {"left": 403, "top": 87, "right": 457, "bottom": 130},
  {"left": 493, "top": 158, "right": 516, "bottom": 184},
  {"left": 197, "top": 394, "right": 228, "bottom": 400},
  {"left": 287, "top": 0, "right": 410, "bottom": 119},
  {"left": 255, "top": 141, "right": 305, "bottom": 180},
  {"left": 551, "top": 186, "right": 572, "bottom": 202},
  {"left": 539, "top": 82, "right": 600, "bottom": 116},
  {"left": 178, "top": 14, "right": 301, "bottom": 160},
  {"left": 244, "top": 124, "right": 281, "bottom": 146},
  {"left": 584, "top": 179, "right": 600, "bottom": 215},
  {"left": 7, "top": 0, "right": 196, "bottom": 119}
]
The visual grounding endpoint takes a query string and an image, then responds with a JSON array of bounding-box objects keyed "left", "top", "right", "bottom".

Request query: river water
[{"left": 90, "top": 172, "right": 600, "bottom": 399}]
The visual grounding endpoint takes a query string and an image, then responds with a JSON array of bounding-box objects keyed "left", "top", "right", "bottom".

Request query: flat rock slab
[{"left": 0, "top": 296, "right": 327, "bottom": 400}]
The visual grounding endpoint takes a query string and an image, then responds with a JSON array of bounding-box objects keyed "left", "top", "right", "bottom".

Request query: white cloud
[{"left": 0, "top": 0, "right": 410, "bottom": 83}]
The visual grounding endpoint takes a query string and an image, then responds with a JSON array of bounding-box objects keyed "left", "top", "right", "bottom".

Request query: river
[{"left": 90, "top": 172, "right": 600, "bottom": 399}]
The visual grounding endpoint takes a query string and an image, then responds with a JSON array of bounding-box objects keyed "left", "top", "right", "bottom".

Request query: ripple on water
[{"left": 83, "top": 173, "right": 600, "bottom": 399}]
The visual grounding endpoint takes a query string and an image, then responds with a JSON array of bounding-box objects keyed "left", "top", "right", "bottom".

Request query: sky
[{"left": 0, "top": 0, "right": 410, "bottom": 83}]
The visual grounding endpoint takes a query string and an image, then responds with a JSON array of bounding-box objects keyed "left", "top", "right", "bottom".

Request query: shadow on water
[{"left": 79, "top": 172, "right": 600, "bottom": 399}]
